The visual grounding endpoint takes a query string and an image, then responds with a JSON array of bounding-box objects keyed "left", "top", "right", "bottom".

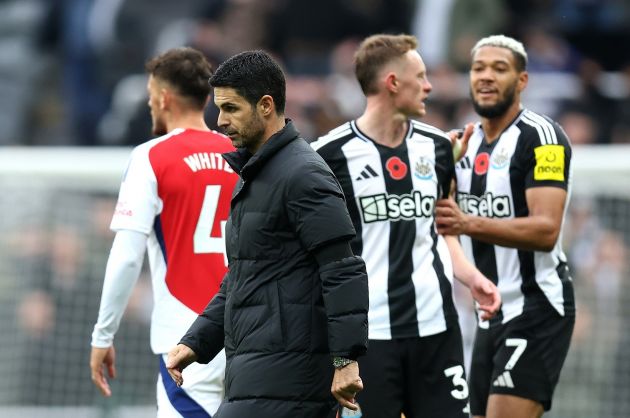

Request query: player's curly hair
[
  {"left": 471, "top": 35, "right": 528, "bottom": 72},
  {"left": 145, "top": 47, "right": 213, "bottom": 110}
]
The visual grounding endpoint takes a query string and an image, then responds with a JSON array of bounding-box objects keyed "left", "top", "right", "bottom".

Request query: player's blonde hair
[
  {"left": 354, "top": 34, "right": 418, "bottom": 96},
  {"left": 471, "top": 35, "right": 528, "bottom": 72}
]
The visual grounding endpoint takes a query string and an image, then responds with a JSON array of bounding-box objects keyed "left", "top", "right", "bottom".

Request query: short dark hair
[
  {"left": 354, "top": 34, "right": 418, "bottom": 95},
  {"left": 209, "top": 50, "right": 286, "bottom": 114},
  {"left": 145, "top": 47, "right": 213, "bottom": 109}
]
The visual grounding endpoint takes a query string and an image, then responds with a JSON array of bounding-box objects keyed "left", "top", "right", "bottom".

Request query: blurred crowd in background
[
  {"left": 1, "top": 1, "right": 630, "bottom": 417},
  {"left": 1, "top": 0, "right": 630, "bottom": 147}
]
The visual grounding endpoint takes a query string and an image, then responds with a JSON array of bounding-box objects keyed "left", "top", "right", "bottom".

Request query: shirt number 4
[{"left": 193, "top": 185, "right": 227, "bottom": 265}]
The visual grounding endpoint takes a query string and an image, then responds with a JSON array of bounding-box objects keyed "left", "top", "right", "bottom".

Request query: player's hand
[
  {"left": 469, "top": 275, "right": 501, "bottom": 320},
  {"left": 435, "top": 198, "right": 468, "bottom": 236},
  {"left": 331, "top": 361, "right": 363, "bottom": 411},
  {"left": 448, "top": 123, "right": 474, "bottom": 161},
  {"left": 166, "top": 344, "right": 198, "bottom": 387},
  {"left": 90, "top": 345, "right": 116, "bottom": 397}
]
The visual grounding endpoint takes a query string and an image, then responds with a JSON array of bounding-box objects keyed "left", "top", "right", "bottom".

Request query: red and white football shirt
[{"left": 111, "top": 128, "right": 237, "bottom": 353}]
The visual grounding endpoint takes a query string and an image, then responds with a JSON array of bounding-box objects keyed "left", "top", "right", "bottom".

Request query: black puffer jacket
[{"left": 181, "top": 121, "right": 369, "bottom": 418}]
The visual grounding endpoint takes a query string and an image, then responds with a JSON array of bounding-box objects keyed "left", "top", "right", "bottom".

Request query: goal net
[{"left": 0, "top": 145, "right": 628, "bottom": 418}]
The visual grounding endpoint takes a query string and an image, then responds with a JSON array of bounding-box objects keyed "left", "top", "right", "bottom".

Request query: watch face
[{"left": 333, "top": 357, "right": 355, "bottom": 368}]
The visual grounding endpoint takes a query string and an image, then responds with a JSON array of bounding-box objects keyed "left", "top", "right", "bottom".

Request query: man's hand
[
  {"left": 166, "top": 344, "right": 198, "bottom": 387},
  {"left": 448, "top": 123, "right": 474, "bottom": 161},
  {"left": 90, "top": 346, "right": 116, "bottom": 397},
  {"left": 331, "top": 361, "right": 363, "bottom": 411},
  {"left": 435, "top": 198, "right": 468, "bottom": 236},
  {"left": 469, "top": 275, "right": 501, "bottom": 320}
]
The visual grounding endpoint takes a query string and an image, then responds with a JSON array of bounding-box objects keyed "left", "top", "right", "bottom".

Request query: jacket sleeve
[
  {"left": 179, "top": 272, "right": 228, "bottom": 364},
  {"left": 319, "top": 255, "right": 369, "bottom": 359},
  {"left": 287, "top": 155, "right": 368, "bottom": 357}
]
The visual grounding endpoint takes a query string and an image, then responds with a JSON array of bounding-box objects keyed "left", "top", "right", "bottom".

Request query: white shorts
[{"left": 157, "top": 349, "right": 226, "bottom": 417}]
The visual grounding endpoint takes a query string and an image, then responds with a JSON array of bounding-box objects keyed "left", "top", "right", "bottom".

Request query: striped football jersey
[
  {"left": 312, "top": 119, "right": 459, "bottom": 340},
  {"left": 455, "top": 109, "right": 575, "bottom": 328}
]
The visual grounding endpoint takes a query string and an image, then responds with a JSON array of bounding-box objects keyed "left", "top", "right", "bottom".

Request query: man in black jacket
[{"left": 166, "top": 50, "right": 369, "bottom": 418}]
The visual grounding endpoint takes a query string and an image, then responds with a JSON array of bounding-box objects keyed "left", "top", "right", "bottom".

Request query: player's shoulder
[
  {"left": 409, "top": 119, "right": 450, "bottom": 143},
  {"left": 517, "top": 109, "right": 571, "bottom": 147},
  {"left": 205, "top": 129, "right": 233, "bottom": 145},
  {"left": 310, "top": 121, "right": 356, "bottom": 152},
  {"left": 132, "top": 129, "right": 184, "bottom": 155}
]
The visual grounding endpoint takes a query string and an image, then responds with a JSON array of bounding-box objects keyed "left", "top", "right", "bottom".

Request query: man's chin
[{"left": 230, "top": 139, "right": 245, "bottom": 149}]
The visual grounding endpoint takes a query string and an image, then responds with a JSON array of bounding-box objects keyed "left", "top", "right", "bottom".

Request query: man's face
[
  {"left": 147, "top": 75, "right": 167, "bottom": 136},
  {"left": 392, "top": 50, "right": 432, "bottom": 118},
  {"left": 469, "top": 46, "right": 524, "bottom": 118},
  {"left": 214, "top": 87, "right": 266, "bottom": 151}
]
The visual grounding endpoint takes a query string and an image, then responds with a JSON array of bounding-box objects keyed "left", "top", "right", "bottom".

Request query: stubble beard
[
  {"left": 471, "top": 82, "right": 517, "bottom": 119},
  {"left": 234, "top": 111, "right": 266, "bottom": 151}
]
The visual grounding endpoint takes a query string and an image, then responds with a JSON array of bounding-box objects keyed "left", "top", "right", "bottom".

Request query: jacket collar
[{"left": 222, "top": 119, "right": 299, "bottom": 181}]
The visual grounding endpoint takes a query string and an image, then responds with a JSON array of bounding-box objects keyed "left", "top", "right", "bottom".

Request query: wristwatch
[{"left": 332, "top": 356, "right": 356, "bottom": 369}]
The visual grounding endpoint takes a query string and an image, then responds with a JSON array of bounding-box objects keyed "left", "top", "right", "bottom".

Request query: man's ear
[
  {"left": 517, "top": 71, "right": 529, "bottom": 93},
  {"left": 160, "top": 88, "right": 170, "bottom": 110},
  {"left": 258, "top": 95, "right": 275, "bottom": 116},
  {"left": 385, "top": 72, "right": 398, "bottom": 93}
]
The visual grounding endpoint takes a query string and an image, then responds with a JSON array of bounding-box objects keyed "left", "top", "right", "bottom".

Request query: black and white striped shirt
[
  {"left": 455, "top": 108, "right": 575, "bottom": 328},
  {"left": 312, "top": 120, "right": 459, "bottom": 340}
]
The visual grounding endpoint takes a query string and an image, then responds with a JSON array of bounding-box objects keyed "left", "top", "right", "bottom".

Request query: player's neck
[
  {"left": 167, "top": 112, "right": 210, "bottom": 133},
  {"left": 480, "top": 102, "right": 522, "bottom": 143},
  {"left": 357, "top": 102, "right": 407, "bottom": 148}
]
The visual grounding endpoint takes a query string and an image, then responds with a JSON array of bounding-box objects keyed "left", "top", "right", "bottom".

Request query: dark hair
[
  {"left": 145, "top": 47, "right": 212, "bottom": 109},
  {"left": 209, "top": 50, "right": 286, "bottom": 114},
  {"left": 354, "top": 34, "right": 418, "bottom": 95}
]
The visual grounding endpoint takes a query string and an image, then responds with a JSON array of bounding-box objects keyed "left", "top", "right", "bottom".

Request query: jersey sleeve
[
  {"left": 435, "top": 136, "right": 456, "bottom": 199},
  {"left": 522, "top": 119, "right": 572, "bottom": 190},
  {"left": 110, "top": 146, "right": 161, "bottom": 234},
  {"left": 91, "top": 229, "right": 147, "bottom": 347}
]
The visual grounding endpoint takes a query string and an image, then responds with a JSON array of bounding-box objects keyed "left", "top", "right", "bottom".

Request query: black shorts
[
  {"left": 469, "top": 304, "right": 575, "bottom": 415},
  {"left": 357, "top": 324, "right": 469, "bottom": 418}
]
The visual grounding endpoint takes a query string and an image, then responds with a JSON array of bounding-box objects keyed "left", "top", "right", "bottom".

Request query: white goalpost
[{"left": 0, "top": 145, "right": 628, "bottom": 418}]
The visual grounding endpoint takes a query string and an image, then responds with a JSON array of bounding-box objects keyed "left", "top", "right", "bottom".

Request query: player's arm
[
  {"left": 439, "top": 121, "right": 571, "bottom": 252},
  {"left": 436, "top": 187, "right": 566, "bottom": 251},
  {"left": 444, "top": 235, "right": 501, "bottom": 320},
  {"left": 90, "top": 229, "right": 147, "bottom": 396}
]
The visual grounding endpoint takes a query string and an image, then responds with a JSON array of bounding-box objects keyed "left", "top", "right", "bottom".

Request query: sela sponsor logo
[
  {"left": 457, "top": 192, "right": 512, "bottom": 218},
  {"left": 534, "top": 144, "right": 564, "bottom": 181},
  {"left": 414, "top": 156, "right": 434, "bottom": 180},
  {"left": 359, "top": 191, "right": 435, "bottom": 223}
]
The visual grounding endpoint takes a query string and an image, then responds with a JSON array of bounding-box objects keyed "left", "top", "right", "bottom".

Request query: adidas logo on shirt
[
  {"left": 458, "top": 156, "right": 472, "bottom": 169},
  {"left": 355, "top": 164, "right": 379, "bottom": 181},
  {"left": 493, "top": 371, "right": 514, "bottom": 388}
]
